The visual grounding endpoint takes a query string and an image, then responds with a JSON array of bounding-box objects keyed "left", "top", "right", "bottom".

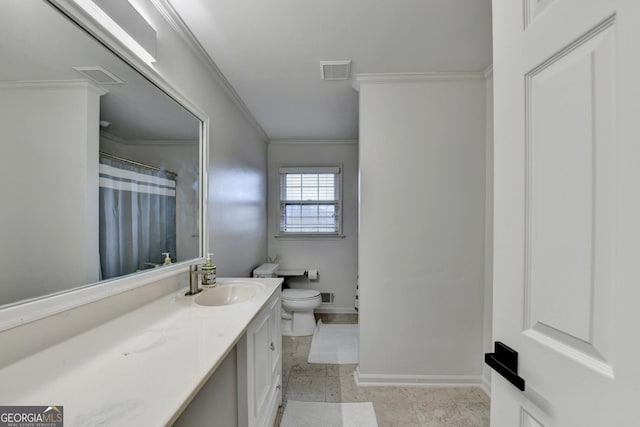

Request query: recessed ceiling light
[{"left": 320, "top": 60, "right": 351, "bottom": 80}]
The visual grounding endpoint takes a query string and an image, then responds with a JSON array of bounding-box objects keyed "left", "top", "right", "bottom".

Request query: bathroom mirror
[{"left": 0, "top": 0, "right": 202, "bottom": 307}]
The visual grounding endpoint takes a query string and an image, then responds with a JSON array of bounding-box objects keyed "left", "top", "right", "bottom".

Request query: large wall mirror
[{"left": 0, "top": 0, "right": 203, "bottom": 308}]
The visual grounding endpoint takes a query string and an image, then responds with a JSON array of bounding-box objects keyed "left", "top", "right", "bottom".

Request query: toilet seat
[{"left": 282, "top": 289, "right": 320, "bottom": 301}]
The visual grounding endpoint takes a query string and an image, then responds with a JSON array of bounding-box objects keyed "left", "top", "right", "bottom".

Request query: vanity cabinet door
[
  {"left": 238, "top": 291, "right": 282, "bottom": 427},
  {"left": 268, "top": 296, "right": 282, "bottom": 406},
  {"left": 248, "top": 308, "right": 272, "bottom": 426}
]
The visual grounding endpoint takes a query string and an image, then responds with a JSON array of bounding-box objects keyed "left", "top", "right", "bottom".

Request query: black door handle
[{"left": 484, "top": 341, "right": 526, "bottom": 391}]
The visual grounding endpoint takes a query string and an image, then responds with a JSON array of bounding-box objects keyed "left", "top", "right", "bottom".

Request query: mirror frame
[{"left": 0, "top": 0, "right": 209, "bottom": 331}]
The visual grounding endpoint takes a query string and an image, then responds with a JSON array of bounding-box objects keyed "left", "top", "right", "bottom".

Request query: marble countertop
[{"left": 0, "top": 277, "right": 283, "bottom": 426}]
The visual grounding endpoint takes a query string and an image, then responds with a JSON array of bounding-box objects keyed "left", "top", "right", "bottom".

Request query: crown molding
[
  {"left": 269, "top": 139, "right": 358, "bottom": 146},
  {"left": 0, "top": 79, "right": 108, "bottom": 95},
  {"left": 149, "top": 0, "right": 269, "bottom": 142},
  {"left": 126, "top": 139, "right": 198, "bottom": 146},
  {"left": 100, "top": 131, "right": 197, "bottom": 146}
]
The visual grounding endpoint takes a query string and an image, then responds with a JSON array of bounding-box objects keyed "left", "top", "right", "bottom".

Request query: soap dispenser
[
  {"left": 162, "top": 252, "right": 172, "bottom": 265},
  {"left": 201, "top": 253, "right": 217, "bottom": 288}
]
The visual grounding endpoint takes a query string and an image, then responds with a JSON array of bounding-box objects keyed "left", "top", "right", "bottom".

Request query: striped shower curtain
[{"left": 99, "top": 156, "right": 176, "bottom": 280}]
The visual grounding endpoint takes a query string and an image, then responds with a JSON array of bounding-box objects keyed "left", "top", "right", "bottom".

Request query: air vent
[
  {"left": 72, "top": 66, "right": 124, "bottom": 85},
  {"left": 320, "top": 60, "right": 351, "bottom": 80},
  {"left": 320, "top": 292, "right": 335, "bottom": 304}
]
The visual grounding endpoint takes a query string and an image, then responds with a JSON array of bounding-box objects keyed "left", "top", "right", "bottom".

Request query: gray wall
[
  {"left": 131, "top": 0, "right": 269, "bottom": 277},
  {"left": 358, "top": 77, "right": 486, "bottom": 382},
  {"left": 267, "top": 141, "right": 359, "bottom": 312}
]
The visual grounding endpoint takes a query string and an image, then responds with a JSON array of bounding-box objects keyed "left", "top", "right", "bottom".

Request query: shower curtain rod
[{"left": 100, "top": 152, "right": 178, "bottom": 177}]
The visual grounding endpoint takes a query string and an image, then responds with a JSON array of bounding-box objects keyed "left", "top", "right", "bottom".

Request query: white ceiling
[{"left": 167, "top": 0, "right": 493, "bottom": 140}]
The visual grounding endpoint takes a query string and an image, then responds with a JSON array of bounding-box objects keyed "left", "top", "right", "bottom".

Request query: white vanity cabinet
[{"left": 237, "top": 290, "right": 282, "bottom": 427}]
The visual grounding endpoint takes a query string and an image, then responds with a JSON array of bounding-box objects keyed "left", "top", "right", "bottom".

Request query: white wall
[
  {"left": 483, "top": 72, "right": 493, "bottom": 391},
  {"left": 267, "top": 141, "right": 359, "bottom": 312},
  {"left": 0, "top": 82, "right": 102, "bottom": 305},
  {"left": 358, "top": 77, "right": 486, "bottom": 382}
]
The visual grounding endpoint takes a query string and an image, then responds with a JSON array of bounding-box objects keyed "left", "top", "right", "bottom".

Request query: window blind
[{"left": 279, "top": 167, "right": 341, "bottom": 234}]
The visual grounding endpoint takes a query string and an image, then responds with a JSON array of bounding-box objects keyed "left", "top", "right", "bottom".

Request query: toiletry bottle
[
  {"left": 201, "top": 253, "right": 217, "bottom": 287},
  {"left": 162, "top": 252, "right": 172, "bottom": 265}
]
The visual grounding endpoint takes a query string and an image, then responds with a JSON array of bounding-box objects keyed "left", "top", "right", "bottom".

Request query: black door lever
[{"left": 484, "top": 341, "right": 526, "bottom": 391}]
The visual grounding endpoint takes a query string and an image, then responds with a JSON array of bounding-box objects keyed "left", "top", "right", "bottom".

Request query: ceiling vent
[
  {"left": 72, "top": 66, "right": 124, "bottom": 85},
  {"left": 320, "top": 60, "right": 351, "bottom": 80}
]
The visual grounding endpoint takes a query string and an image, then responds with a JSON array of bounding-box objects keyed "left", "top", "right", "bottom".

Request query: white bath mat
[
  {"left": 308, "top": 321, "right": 359, "bottom": 364},
  {"left": 281, "top": 400, "right": 377, "bottom": 427}
]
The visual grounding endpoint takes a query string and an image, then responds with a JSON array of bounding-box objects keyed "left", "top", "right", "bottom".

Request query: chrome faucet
[{"left": 186, "top": 264, "right": 204, "bottom": 296}]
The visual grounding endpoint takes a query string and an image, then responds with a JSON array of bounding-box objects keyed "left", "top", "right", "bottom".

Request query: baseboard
[
  {"left": 315, "top": 306, "right": 358, "bottom": 314},
  {"left": 481, "top": 371, "right": 491, "bottom": 396},
  {"left": 354, "top": 366, "right": 483, "bottom": 387}
]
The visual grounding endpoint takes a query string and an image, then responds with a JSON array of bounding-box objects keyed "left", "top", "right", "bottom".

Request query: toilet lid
[{"left": 282, "top": 289, "right": 320, "bottom": 300}]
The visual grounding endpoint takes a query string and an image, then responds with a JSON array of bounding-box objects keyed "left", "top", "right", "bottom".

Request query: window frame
[{"left": 277, "top": 165, "right": 344, "bottom": 238}]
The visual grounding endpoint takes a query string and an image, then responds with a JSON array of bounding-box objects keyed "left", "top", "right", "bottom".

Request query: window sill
[{"left": 275, "top": 234, "right": 345, "bottom": 240}]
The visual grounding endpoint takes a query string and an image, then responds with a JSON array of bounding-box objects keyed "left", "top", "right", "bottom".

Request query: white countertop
[{"left": 0, "top": 277, "right": 282, "bottom": 426}]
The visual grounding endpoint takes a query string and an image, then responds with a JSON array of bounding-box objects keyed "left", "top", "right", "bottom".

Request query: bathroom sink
[{"left": 195, "top": 282, "right": 261, "bottom": 306}]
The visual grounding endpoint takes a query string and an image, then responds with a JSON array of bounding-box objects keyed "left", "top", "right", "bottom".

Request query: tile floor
[{"left": 274, "top": 314, "right": 490, "bottom": 427}]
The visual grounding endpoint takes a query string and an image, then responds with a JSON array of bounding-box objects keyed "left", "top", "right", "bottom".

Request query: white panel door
[{"left": 492, "top": 0, "right": 640, "bottom": 426}]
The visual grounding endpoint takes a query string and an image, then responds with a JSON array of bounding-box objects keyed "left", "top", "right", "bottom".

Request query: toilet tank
[{"left": 253, "top": 263, "right": 279, "bottom": 278}]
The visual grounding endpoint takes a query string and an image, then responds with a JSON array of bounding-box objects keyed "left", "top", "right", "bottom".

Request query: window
[{"left": 279, "top": 166, "right": 342, "bottom": 236}]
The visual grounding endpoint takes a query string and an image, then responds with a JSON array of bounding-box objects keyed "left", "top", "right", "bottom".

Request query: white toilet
[
  {"left": 253, "top": 263, "right": 322, "bottom": 337},
  {"left": 281, "top": 288, "right": 321, "bottom": 336}
]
